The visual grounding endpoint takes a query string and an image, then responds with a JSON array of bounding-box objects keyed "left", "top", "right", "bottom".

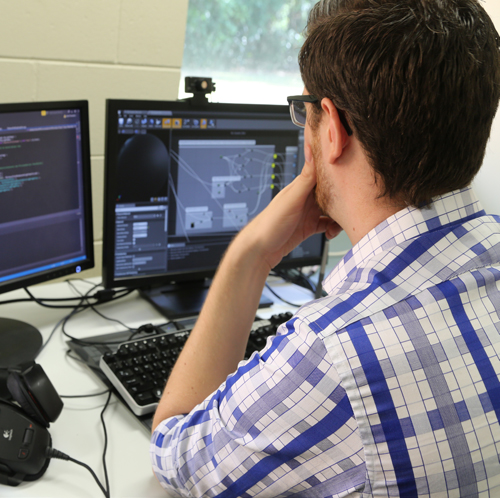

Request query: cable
[
  {"left": 265, "top": 282, "right": 302, "bottom": 308},
  {"left": 46, "top": 390, "right": 113, "bottom": 498},
  {"left": 66, "top": 280, "right": 136, "bottom": 332},
  {"left": 50, "top": 301, "right": 90, "bottom": 346},
  {"left": 0, "top": 281, "right": 132, "bottom": 310},
  {"left": 39, "top": 283, "right": 96, "bottom": 351},
  {"left": 39, "top": 314, "right": 71, "bottom": 353},
  {"left": 56, "top": 284, "right": 138, "bottom": 346},
  {"left": 0, "top": 295, "right": 90, "bottom": 305},
  {"left": 272, "top": 268, "right": 317, "bottom": 294},
  {"left": 2, "top": 279, "right": 139, "bottom": 348},
  {"left": 24, "top": 287, "right": 96, "bottom": 309},
  {"left": 66, "top": 279, "right": 134, "bottom": 305},
  {"left": 7, "top": 279, "right": 135, "bottom": 496},
  {"left": 297, "top": 269, "right": 318, "bottom": 293},
  {"left": 100, "top": 390, "right": 112, "bottom": 496},
  {"left": 88, "top": 303, "right": 135, "bottom": 332},
  {"left": 66, "top": 277, "right": 104, "bottom": 287},
  {"left": 65, "top": 279, "right": 101, "bottom": 298},
  {"left": 46, "top": 448, "right": 109, "bottom": 498}
]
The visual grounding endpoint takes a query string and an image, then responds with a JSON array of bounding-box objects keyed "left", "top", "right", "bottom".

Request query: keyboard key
[{"left": 135, "top": 392, "right": 155, "bottom": 405}]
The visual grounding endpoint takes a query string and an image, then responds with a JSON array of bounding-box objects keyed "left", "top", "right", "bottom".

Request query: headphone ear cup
[
  {"left": 22, "top": 364, "right": 63, "bottom": 424},
  {"left": 6, "top": 371, "right": 48, "bottom": 427}
]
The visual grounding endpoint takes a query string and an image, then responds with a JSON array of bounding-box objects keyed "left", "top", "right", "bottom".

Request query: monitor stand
[
  {"left": 140, "top": 279, "right": 273, "bottom": 320},
  {"left": 0, "top": 318, "right": 43, "bottom": 399}
]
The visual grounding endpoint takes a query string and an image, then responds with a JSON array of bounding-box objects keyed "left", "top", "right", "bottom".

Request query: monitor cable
[
  {"left": 271, "top": 268, "right": 317, "bottom": 294},
  {"left": 60, "top": 280, "right": 168, "bottom": 346},
  {"left": 66, "top": 280, "right": 136, "bottom": 333},
  {"left": 31, "top": 282, "right": 138, "bottom": 349},
  {"left": 22, "top": 285, "right": 133, "bottom": 309}
]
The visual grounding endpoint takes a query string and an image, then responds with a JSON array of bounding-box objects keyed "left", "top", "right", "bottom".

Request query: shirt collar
[{"left": 323, "top": 187, "right": 484, "bottom": 294}]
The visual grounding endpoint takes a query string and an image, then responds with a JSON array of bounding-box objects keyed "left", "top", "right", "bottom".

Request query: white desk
[{"left": 1, "top": 277, "right": 315, "bottom": 498}]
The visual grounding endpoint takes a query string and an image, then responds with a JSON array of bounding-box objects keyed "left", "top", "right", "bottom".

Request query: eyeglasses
[
  {"left": 287, "top": 95, "right": 318, "bottom": 128},
  {"left": 287, "top": 94, "right": 353, "bottom": 136}
]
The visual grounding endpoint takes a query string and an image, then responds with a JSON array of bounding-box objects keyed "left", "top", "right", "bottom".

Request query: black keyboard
[{"left": 99, "top": 312, "right": 293, "bottom": 416}]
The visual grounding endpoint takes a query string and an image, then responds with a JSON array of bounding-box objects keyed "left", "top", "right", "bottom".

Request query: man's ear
[{"left": 320, "top": 98, "right": 350, "bottom": 164}]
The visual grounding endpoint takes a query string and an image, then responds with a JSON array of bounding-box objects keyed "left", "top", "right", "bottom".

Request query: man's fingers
[
  {"left": 315, "top": 216, "right": 342, "bottom": 240},
  {"left": 325, "top": 221, "right": 343, "bottom": 240},
  {"left": 304, "top": 142, "right": 313, "bottom": 164}
]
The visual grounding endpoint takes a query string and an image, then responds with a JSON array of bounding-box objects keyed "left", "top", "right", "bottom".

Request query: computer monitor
[
  {"left": 102, "top": 98, "right": 324, "bottom": 319},
  {"left": 0, "top": 100, "right": 94, "bottom": 369}
]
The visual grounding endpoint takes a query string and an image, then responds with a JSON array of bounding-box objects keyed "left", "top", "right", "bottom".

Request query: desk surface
[{"left": 1, "top": 277, "right": 314, "bottom": 498}]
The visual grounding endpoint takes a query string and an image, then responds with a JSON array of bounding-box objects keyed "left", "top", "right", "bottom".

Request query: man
[{"left": 151, "top": 0, "right": 500, "bottom": 496}]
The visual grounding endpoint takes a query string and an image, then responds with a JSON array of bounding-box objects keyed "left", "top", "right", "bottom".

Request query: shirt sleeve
[{"left": 150, "top": 316, "right": 365, "bottom": 497}]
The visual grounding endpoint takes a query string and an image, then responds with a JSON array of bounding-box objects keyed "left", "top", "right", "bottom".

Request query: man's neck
[
  {"left": 343, "top": 196, "right": 405, "bottom": 246},
  {"left": 328, "top": 146, "right": 405, "bottom": 246}
]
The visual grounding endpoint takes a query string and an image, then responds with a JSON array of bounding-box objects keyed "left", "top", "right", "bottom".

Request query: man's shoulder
[{"left": 306, "top": 212, "right": 500, "bottom": 337}]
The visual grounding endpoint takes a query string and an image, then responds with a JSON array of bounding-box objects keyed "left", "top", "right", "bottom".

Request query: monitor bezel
[
  {"left": 102, "top": 98, "right": 325, "bottom": 291},
  {"left": 0, "top": 99, "right": 94, "bottom": 296}
]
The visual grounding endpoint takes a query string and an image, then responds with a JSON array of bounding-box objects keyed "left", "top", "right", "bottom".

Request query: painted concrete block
[
  {"left": 0, "top": 60, "right": 37, "bottom": 103},
  {"left": 36, "top": 61, "right": 181, "bottom": 155},
  {"left": 118, "top": 0, "right": 189, "bottom": 68},
  {"left": 0, "top": 0, "right": 121, "bottom": 63}
]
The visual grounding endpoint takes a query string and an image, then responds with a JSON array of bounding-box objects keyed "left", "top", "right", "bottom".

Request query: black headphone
[
  {"left": 0, "top": 362, "right": 63, "bottom": 486},
  {"left": 5, "top": 362, "right": 63, "bottom": 428}
]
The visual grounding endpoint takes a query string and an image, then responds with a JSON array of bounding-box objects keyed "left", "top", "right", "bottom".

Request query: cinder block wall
[{"left": 0, "top": 0, "right": 189, "bottom": 279}]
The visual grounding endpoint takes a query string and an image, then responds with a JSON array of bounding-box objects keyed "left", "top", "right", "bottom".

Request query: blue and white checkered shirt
[{"left": 151, "top": 187, "right": 500, "bottom": 497}]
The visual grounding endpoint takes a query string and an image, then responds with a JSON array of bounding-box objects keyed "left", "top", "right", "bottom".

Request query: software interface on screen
[
  {"left": 110, "top": 103, "right": 321, "bottom": 282},
  {"left": 0, "top": 107, "right": 89, "bottom": 285}
]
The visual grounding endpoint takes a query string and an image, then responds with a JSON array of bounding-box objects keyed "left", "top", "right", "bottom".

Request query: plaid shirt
[{"left": 151, "top": 187, "right": 500, "bottom": 497}]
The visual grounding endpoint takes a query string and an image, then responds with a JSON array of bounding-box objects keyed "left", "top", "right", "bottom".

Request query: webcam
[
  {"left": 185, "top": 77, "right": 216, "bottom": 95},
  {"left": 184, "top": 77, "right": 216, "bottom": 106}
]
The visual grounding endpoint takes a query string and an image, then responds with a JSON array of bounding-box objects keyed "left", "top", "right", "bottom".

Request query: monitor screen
[
  {"left": 102, "top": 99, "right": 324, "bottom": 318},
  {"left": 0, "top": 100, "right": 93, "bottom": 370}
]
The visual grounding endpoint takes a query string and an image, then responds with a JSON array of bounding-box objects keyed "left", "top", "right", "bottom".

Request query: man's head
[{"left": 300, "top": 0, "right": 500, "bottom": 207}]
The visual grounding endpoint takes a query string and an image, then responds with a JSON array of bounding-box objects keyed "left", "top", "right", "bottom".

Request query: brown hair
[{"left": 300, "top": 0, "right": 500, "bottom": 206}]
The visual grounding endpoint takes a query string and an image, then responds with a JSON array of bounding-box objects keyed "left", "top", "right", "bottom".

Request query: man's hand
[{"left": 236, "top": 149, "right": 342, "bottom": 271}]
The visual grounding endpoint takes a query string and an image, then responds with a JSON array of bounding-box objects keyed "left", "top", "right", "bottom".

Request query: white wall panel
[{"left": 473, "top": 1, "right": 500, "bottom": 215}]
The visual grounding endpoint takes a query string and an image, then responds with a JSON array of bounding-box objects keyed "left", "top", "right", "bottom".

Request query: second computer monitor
[
  {"left": 0, "top": 100, "right": 93, "bottom": 372},
  {"left": 102, "top": 98, "right": 324, "bottom": 318}
]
